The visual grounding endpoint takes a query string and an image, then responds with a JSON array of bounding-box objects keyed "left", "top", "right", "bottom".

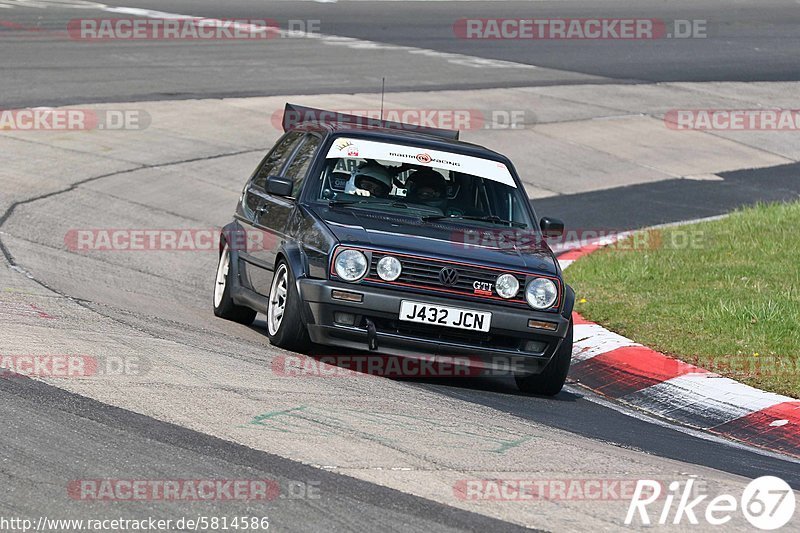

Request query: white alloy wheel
[
  {"left": 267, "top": 263, "right": 289, "bottom": 336},
  {"left": 214, "top": 244, "right": 230, "bottom": 308}
]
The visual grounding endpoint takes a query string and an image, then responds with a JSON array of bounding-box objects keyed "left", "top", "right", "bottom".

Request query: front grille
[{"left": 367, "top": 252, "right": 529, "bottom": 305}]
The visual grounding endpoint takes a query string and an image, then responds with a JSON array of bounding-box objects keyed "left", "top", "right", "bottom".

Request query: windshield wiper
[
  {"left": 328, "top": 199, "right": 410, "bottom": 209},
  {"left": 328, "top": 199, "right": 366, "bottom": 207},
  {"left": 421, "top": 214, "right": 527, "bottom": 228}
]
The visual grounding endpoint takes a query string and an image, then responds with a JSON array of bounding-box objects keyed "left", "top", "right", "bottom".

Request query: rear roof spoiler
[{"left": 281, "top": 103, "right": 460, "bottom": 141}]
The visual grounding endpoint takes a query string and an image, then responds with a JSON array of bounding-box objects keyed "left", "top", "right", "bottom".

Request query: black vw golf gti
[{"left": 213, "top": 105, "right": 575, "bottom": 395}]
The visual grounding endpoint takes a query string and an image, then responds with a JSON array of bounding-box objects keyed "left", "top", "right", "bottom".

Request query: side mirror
[
  {"left": 539, "top": 217, "right": 565, "bottom": 238},
  {"left": 266, "top": 175, "right": 294, "bottom": 197}
]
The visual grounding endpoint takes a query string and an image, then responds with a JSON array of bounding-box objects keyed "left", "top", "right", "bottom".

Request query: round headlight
[
  {"left": 334, "top": 249, "right": 368, "bottom": 282},
  {"left": 376, "top": 256, "right": 402, "bottom": 281},
  {"left": 525, "top": 278, "right": 558, "bottom": 309},
  {"left": 495, "top": 273, "right": 519, "bottom": 299}
]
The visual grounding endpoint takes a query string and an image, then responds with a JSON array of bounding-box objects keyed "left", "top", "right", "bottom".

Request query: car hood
[{"left": 312, "top": 206, "right": 558, "bottom": 276}]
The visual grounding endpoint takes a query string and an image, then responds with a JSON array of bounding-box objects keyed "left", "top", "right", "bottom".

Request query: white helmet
[{"left": 353, "top": 161, "right": 393, "bottom": 197}]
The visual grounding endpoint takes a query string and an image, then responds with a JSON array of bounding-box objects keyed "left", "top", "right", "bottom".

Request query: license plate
[{"left": 399, "top": 300, "right": 491, "bottom": 332}]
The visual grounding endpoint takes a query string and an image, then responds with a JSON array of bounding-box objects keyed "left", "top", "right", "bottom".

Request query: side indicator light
[
  {"left": 332, "top": 289, "right": 363, "bottom": 302},
  {"left": 527, "top": 319, "right": 558, "bottom": 331}
]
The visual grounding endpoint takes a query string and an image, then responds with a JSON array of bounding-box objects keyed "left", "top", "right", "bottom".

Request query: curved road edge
[{"left": 559, "top": 232, "right": 800, "bottom": 460}]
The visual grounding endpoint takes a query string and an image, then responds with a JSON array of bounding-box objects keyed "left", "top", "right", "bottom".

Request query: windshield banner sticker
[{"left": 327, "top": 138, "right": 516, "bottom": 187}]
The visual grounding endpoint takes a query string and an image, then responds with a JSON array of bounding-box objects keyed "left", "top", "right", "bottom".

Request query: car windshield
[{"left": 316, "top": 137, "right": 533, "bottom": 228}]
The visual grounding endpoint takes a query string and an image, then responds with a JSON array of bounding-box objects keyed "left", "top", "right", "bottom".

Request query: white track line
[
  {"left": 573, "top": 323, "right": 640, "bottom": 363},
  {"left": 624, "top": 373, "right": 792, "bottom": 428},
  {"left": 101, "top": 6, "right": 539, "bottom": 70}
]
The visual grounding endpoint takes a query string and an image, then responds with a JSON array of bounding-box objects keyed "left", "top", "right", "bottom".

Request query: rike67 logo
[{"left": 626, "top": 476, "right": 795, "bottom": 529}]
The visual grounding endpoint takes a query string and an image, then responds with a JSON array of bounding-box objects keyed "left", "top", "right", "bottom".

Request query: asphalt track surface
[
  {"left": 112, "top": 0, "right": 800, "bottom": 82},
  {"left": 2, "top": 0, "right": 800, "bottom": 107},
  {"left": 2, "top": 1, "right": 800, "bottom": 531},
  {"left": 0, "top": 376, "right": 530, "bottom": 533},
  {"left": 536, "top": 162, "right": 800, "bottom": 232}
]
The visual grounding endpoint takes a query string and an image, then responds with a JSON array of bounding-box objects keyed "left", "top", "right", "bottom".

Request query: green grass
[{"left": 566, "top": 201, "right": 800, "bottom": 398}]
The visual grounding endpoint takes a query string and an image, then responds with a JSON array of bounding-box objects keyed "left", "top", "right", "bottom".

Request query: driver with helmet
[
  {"left": 350, "top": 161, "right": 448, "bottom": 211},
  {"left": 404, "top": 168, "right": 447, "bottom": 204},
  {"left": 351, "top": 160, "right": 394, "bottom": 198}
]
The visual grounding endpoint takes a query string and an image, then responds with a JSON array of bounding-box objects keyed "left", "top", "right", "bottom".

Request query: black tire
[
  {"left": 266, "top": 260, "right": 311, "bottom": 352},
  {"left": 213, "top": 243, "right": 257, "bottom": 325},
  {"left": 515, "top": 320, "right": 573, "bottom": 396}
]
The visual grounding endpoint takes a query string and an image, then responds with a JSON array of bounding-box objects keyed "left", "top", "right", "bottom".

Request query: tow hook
[{"left": 365, "top": 318, "right": 378, "bottom": 351}]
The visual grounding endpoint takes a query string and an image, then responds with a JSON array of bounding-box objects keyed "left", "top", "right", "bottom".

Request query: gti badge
[{"left": 473, "top": 280, "right": 493, "bottom": 296}]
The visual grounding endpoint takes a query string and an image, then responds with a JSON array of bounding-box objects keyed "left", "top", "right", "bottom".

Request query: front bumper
[{"left": 298, "top": 278, "right": 570, "bottom": 375}]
